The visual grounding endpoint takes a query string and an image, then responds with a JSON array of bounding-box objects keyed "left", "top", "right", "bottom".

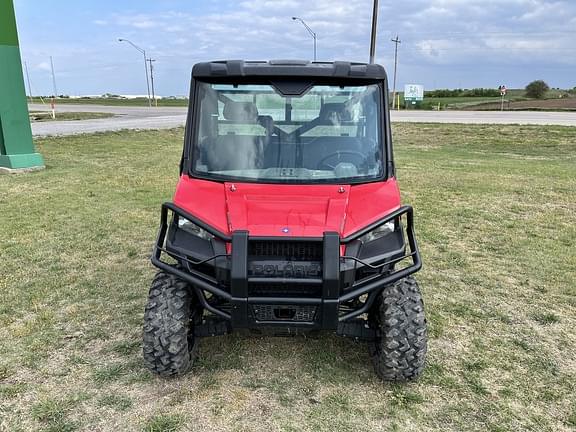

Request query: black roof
[{"left": 192, "top": 60, "right": 387, "bottom": 81}]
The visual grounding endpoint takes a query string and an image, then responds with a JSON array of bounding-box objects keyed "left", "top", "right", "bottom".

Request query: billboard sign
[{"left": 404, "top": 84, "right": 424, "bottom": 101}]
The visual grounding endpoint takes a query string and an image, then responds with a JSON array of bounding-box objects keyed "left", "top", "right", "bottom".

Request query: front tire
[
  {"left": 143, "top": 271, "right": 201, "bottom": 376},
  {"left": 368, "top": 276, "right": 427, "bottom": 381}
]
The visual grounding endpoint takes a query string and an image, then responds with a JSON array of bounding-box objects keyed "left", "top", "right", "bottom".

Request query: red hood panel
[
  {"left": 342, "top": 180, "right": 401, "bottom": 237},
  {"left": 224, "top": 183, "right": 349, "bottom": 237},
  {"left": 173, "top": 178, "right": 229, "bottom": 234},
  {"left": 173, "top": 176, "right": 401, "bottom": 238}
]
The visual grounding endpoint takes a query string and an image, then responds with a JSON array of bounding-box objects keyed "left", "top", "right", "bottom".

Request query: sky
[{"left": 13, "top": 0, "right": 576, "bottom": 96}]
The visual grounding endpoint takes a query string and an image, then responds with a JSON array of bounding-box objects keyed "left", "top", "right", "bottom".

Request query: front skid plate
[{"left": 194, "top": 317, "right": 376, "bottom": 340}]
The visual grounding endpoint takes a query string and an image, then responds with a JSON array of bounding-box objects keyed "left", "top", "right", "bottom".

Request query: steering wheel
[{"left": 316, "top": 150, "right": 366, "bottom": 170}]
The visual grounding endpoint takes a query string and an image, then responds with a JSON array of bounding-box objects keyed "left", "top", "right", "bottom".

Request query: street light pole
[
  {"left": 292, "top": 17, "right": 317, "bottom": 62},
  {"left": 24, "top": 61, "right": 33, "bottom": 104},
  {"left": 369, "top": 0, "right": 379, "bottom": 63},
  {"left": 118, "top": 38, "right": 152, "bottom": 107}
]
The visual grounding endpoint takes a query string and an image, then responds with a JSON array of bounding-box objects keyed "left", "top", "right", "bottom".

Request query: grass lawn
[
  {"left": 29, "top": 111, "right": 115, "bottom": 122},
  {"left": 394, "top": 95, "right": 513, "bottom": 111},
  {"left": 397, "top": 89, "right": 573, "bottom": 110},
  {"left": 398, "top": 95, "right": 526, "bottom": 110},
  {"left": 1, "top": 124, "right": 575, "bottom": 431}
]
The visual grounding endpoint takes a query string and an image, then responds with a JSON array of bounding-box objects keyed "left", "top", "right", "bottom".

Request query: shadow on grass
[{"left": 191, "top": 332, "right": 376, "bottom": 385}]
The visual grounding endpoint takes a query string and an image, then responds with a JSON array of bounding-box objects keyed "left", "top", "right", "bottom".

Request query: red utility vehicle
[{"left": 144, "top": 60, "right": 427, "bottom": 381}]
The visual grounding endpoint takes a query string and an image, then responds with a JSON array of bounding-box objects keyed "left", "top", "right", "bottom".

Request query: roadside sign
[
  {"left": 404, "top": 84, "right": 424, "bottom": 101},
  {"left": 498, "top": 85, "right": 507, "bottom": 111}
]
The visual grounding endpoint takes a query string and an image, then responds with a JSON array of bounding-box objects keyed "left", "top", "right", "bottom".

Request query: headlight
[
  {"left": 359, "top": 221, "right": 395, "bottom": 243},
  {"left": 177, "top": 216, "right": 213, "bottom": 241}
]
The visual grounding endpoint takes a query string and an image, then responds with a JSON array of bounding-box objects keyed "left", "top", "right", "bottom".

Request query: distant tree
[
  {"left": 525, "top": 80, "right": 550, "bottom": 99},
  {"left": 424, "top": 88, "right": 501, "bottom": 98}
]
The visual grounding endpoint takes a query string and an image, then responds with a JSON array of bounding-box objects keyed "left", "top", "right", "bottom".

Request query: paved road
[
  {"left": 29, "top": 103, "right": 575, "bottom": 137},
  {"left": 392, "top": 110, "right": 576, "bottom": 126},
  {"left": 29, "top": 104, "right": 187, "bottom": 137}
]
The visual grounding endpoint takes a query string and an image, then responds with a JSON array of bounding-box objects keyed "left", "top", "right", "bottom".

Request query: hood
[
  {"left": 173, "top": 177, "right": 401, "bottom": 238},
  {"left": 224, "top": 183, "right": 350, "bottom": 237}
]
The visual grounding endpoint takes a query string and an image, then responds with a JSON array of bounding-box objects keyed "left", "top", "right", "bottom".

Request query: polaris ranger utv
[{"left": 144, "top": 60, "right": 427, "bottom": 381}]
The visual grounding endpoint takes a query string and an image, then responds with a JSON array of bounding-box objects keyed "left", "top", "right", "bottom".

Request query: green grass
[
  {"left": 29, "top": 111, "right": 115, "bottom": 122},
  {"left": 97, "top": 394, "right": 133, "bottom": 411},
  {"left": 397, "top": 95, "right": 526, "bottom": 110},
  {"left": 143, "top": 414, "right": 183, "bottom": 432},
  {"left": 396, "top": 88, "right": 573, "bottom": 110},
  {"left": 30, "top": 395, "right": 88, "bottom": 432},
  {"left": 0, "top": 125, "right": 575, "bottom": 431}
]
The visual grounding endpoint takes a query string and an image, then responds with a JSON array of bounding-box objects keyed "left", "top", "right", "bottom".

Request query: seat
[
  {"left": 206, "top": 101, "right": 266, "bottom": 171},
  {"left": 318, "top": 102, "right": 353, "bottom": 124},
  {"left": 223, "top": 101, "right": 259, "bottom": 123},
  {"left": 206, "top": 135, "right": 264, "bottom": 171}
]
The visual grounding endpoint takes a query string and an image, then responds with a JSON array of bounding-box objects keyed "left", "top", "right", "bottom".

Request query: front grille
[
  {"left": 248, "top": 283, "right": 321, "bottom": 298},
  {"left": 249, "top": 240, "right": 323, "bottom": 261},
  {"left": 251, "top": 304, "right": 318, "bottom": 322}
]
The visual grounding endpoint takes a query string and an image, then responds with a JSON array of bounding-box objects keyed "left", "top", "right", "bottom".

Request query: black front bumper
[{"left": 151, "top": 202, "right": 421, "bottom": 338}]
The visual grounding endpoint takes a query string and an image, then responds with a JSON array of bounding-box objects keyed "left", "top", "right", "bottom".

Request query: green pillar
[{"left": 0, "top": 0, "right": 44, "bottom": 171}]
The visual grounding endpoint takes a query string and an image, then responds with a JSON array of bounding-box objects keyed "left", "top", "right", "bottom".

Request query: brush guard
[{"left": 151, "top": 203, "right": 421, "bottom": 339}]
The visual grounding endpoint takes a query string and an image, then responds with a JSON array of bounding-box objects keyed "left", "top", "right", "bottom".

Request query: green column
[{"left": 0, "top": 0, "right": 44, "bottom": 171}]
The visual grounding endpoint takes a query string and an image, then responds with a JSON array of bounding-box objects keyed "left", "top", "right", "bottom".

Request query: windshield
[{"left": 192, "top": 82, "right": 383, "bottom": 183}]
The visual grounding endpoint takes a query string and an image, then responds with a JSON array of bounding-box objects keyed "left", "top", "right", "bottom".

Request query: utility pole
[
  {"left": 391, "top": 35, "right": 401, "bottom": 109},
  {"left": 24, "top": 61, "right": 33, "bottom": 103},
  {"left": 147, "top": 58, "right": 157, "bottom": 107},
  {"left": 369, "top": 0, "right": 379, "bottom": 63},
  {"left": 50, "top": 56, "right": 58, "bottom": 118}
]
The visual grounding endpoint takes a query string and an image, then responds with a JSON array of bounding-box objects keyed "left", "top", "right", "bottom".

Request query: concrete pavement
[
  {"left": 29, "top": 103, "right": 187, "bottom": 137},
  {"left": 29, "top": 103, "right": 575, "bottom": 137},
  {"left": 391, "top": 110, "right": 576, "bottom": 126}
]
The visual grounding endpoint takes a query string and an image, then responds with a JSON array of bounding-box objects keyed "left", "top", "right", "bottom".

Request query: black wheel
[
  {"left": 143, "top": 271, "right": 201, "bottom": 376},
  {"left": 368, "top": 276, "right": 427, "bottom": 381}
]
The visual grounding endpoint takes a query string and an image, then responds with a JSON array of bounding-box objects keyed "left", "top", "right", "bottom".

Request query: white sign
[{"left": 404, "top": 84, "right": 424, "bottom": 101}]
